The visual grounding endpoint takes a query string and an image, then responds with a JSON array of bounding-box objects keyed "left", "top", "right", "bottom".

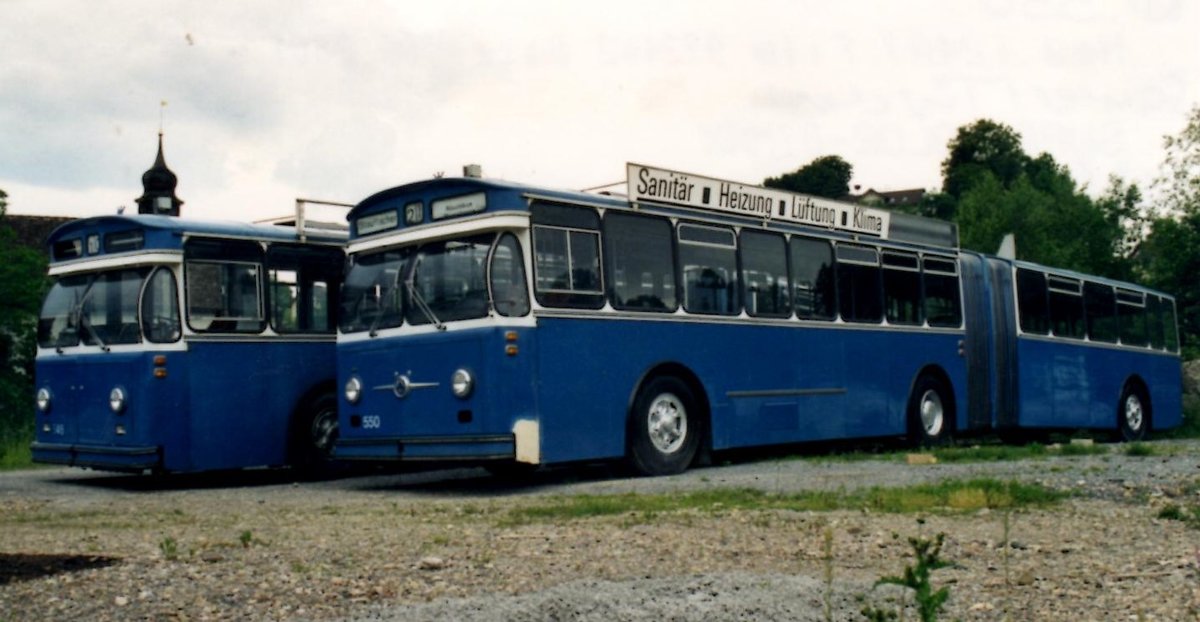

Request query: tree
[
  {"left": 941, "top": 119, "right": 1027, "bottom": 201},
  {"left": 764, "top": 155, "right": 853, "bottom": 199},
  {"left": 1156, "top": 104, "right": 1200, "bottom": 215},
  {"left": 0, "top": 188, "right": 48, "bottom": 460}
]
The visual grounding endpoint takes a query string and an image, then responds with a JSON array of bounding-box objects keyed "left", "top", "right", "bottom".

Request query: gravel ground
[{"left": 1, "top": 440, "right": 1199, "bottom": 621}]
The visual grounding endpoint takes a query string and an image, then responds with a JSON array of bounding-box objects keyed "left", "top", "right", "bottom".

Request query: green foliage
[
  {"left": 1156, "top": 103, "right": 1200, "bottom": 215},
  {"left": 159, "top": 536, "right": 179, "bottom": 561},
  {"left": 1157, "top": 503, "right": 1200, "bottom": 529},
  {"left": 504, "top": 479, "right": 1066, "bottom": 525},
  {"left": 941, "top": 119, "right": 1026, "bottom": 201},
  {"left": 0, "top": 188, "right": 48, "bottom": 469},
  {"left": 764, "top": 155, "right": 853, "bottom": 198},
  {"left": 863, "top": 532, "right": 952, "bottom": 622},
  {"left": 1137, "top": 212, "right": 1200, "bottom": 357}
]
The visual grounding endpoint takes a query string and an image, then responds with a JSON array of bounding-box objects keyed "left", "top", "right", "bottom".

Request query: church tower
[{"left": 135, "top": 132, "right": 183, "bottom": 216}]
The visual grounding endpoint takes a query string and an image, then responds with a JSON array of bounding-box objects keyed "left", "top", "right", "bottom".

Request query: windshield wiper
[
  {"left": 73, "top": 280, "right": 110, "bottom": 352},
  {"left": 405, "top": 257, "right": 446, "bottom": 332}
]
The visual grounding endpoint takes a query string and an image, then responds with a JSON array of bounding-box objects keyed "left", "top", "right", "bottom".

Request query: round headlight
[
  {"left": 109, "top": 387, "right": 126, "bottom": 414},
  {"left": 36, "top": 388, "right": 51, "bottom": 413},
  {"left": 451, "top": 368, "right": 474, "bottom": 399},
  {"left": 344, "top": 376, "right": 363, "bottom": 405}
]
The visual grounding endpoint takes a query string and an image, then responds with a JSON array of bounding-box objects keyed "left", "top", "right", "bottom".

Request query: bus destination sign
[{"left": 626, "top": 163, "right": 890, "bottom": 239}]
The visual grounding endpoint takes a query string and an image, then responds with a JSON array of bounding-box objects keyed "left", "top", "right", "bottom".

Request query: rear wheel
[
  {"left": 292, "top": 393, "right": 338, "bottom": 473},
  {"left": 908, "top": 375, "right": 952, "bottom": 446},
  {"left": 1117, "top": 382, "right": 1149, "bottom": 442},
  {"left": 627, "top": 377, "right": 701, "bottom": 476}
]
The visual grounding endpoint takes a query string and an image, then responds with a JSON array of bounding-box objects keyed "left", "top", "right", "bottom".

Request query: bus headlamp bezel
[
  {"left": 109, "top": 387, "right": 127, "bottom": 414},
  {"left": 451, "top": 368, "right": 474, "bottom": 399},
  {"left": 344, "top": 376, "right": 363, "bottom": 405},
  {"left": 36, "top": 388, "right": 51, "bottom": 413}
]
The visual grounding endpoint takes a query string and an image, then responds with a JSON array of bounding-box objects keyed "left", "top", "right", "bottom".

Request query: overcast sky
[{"left": 3, "top": 1, "right": 1199, "bottom": 222}]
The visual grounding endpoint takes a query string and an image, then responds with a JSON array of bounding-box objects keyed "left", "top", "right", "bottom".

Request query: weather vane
[{"left": 159, "top": 100, "right": 167, "bottom": 135}]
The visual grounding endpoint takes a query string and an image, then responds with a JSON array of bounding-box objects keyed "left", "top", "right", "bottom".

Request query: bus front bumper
[
  {"left": 333, "top": 435, "right": 515, "bottom": 462},
  {"left": 31, "top": 442, "right": 162, "bottom": 472}
]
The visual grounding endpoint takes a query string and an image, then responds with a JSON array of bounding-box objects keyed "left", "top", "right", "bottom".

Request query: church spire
[{"left": 136, "top": 131, "right": 183, "bottom": 216}]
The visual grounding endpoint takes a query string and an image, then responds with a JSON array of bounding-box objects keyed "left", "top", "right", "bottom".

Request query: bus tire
[
  {"left": 1117, "top": 382, "right": 1149, "bottom": 442},
  {"left": 908, "top": 375, "right": 952, "bottom": 446},
  {"left": 292, "top": 393, "right": 338, "bottom": 473},
  {"left": 627, "top": 377, "right": 701, "bottom": 476}
]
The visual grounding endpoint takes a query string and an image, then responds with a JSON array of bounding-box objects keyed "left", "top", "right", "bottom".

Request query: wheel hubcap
[
  {"left": 1124, "top": 394, "right": 1144, "bottom": 432},
  {"left": 311, "top": 409, "right": 338, "bottom": 456},
  {"left": 647, "top": 393, "right": 687, "bottom": 454},
  {"left": 920, "top": 389, "right": 944, "bottom": 437}
]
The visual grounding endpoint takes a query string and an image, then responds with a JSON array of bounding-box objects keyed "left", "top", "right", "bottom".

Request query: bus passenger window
[
  {"left": 1116, "top": 289, "right": 1148, "bottom": 347},
  {"left": 530, "top": 203, "right": 604, "bottom": 309},
  {"left": 922, "top": 257, "right": 961, "bottom": 328},
  {"left": 1083, "top": 282, "right": 1117, "bottom": 343},
  {"left": 604, "top": 212, "right": 676, "bottom": 312},
  {"left": 1147, "top": 295, "right": 1165, "bottom": 349},
  {"left": 678, "top": 223, "right": 738, "bottom": 316},
  {"left": 790, "top": 237, "right": 835, "bottom": 320},
  {"left": 1163, "top": 298, "right": 1179, "bottom": 352},
  {"left": 141, "top": 267, "right": 181, "bottom": 343},
  {"left": 1047, "top": 276, "right": 1084, "bottom": 339},
  {"left": 835, "top": 244, "right": 882, "bottom": 323},
  {"left": 740, "top": 230, "right": 789, "bottom": 318},
  {"left": 1016, "top": 269, "right": 1049, "bottom": 335},
  {"left": 489, "top": 233, "right": 530, "bottom": 317},
  {"left": 883, "top": 251, "right": 921, "bottom": 325},
  {"left": 266, "top": 245, "right": 344, "bottom": 334}
]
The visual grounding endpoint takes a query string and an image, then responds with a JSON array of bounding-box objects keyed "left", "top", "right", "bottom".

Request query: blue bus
[
  {"left": 31, "top": 214, "right": 346, "bottom": 473},
  {"left": 332, "top": 164, "right": 1180, "bottom": 475}
]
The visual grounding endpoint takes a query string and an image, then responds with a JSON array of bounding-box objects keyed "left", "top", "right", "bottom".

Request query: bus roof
[
  {"left": 46, "top": 214, "right": 346, "bottom": 264},
  {"left": 349, "top": 172, "right": 959, "bottom": 250}
]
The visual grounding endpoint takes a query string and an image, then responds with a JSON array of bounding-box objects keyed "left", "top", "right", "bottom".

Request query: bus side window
[
  {"left": 184, "top": 238, "right": 266, "bottom": 334},
  {"left": 266, "top": 245, "right": 343, "bottom": 334},
  {"left": 1047, "top": 275, "right": 1084, "bottom": 339},
  {"left": 1083, "top": 282, "right": 1117, "bottom": 343},
  {"left": 604, "top": 212, "right": 676, "bottom": 312},
  {"left": 835, "top": 244, "right": 882, "bottom": 323},
  {"left": 141, "top": 267, "right": 181, "bottom": 343},
  {"left": 740, "top": 229, "right": 789, "bottom": 318},
  {"left": 1016, "top": 268, "right": 1049, "bottom": 335},
  {"left": 790, "top": 236, "right": 836, "bottom": 321},
  {"left": 882, "top": 251, "right": 921, "bottom": 325},
  {"left": 678, "top": 223, "right": 738, "bottom": 316},
  {"left": 1147, "top": 295, "right": 1165, "bottom": 349},
  {"left": 1116, "top": 289, "right": 1148, "bottom": 347},
  {"left": 1163, "top": 298, "right": 1180, "bottom": 352},
  {"left": 489, "top": 233, "right": 530, "bottom": 317},
  {"left": 530, "top": 203, "right": 604, "bottom": 309},
  {"left": 922, "top": 256, "right": 961, "bottom": 328}
]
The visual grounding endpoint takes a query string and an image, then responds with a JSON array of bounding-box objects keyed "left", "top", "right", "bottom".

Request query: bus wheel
[
  {"left": 908, "top": 375, "right": 951, "bottom": 446},
  {"left": 1117, "top": 383, "right": 1149, "bottom": 442},
  {"left": 627, "top": 377, "right": 700, "bottom": 476},
  {"left": 293, "top": 393, "right": 338, "bottom": 472}
]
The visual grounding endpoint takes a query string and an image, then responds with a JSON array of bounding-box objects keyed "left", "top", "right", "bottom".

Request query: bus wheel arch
[
  {"left": 1117, "top": 376, "right": 1151, "bottom": 442},
  {"left": 289, "top": 381, "right": 339, "bottom": 472},
  {"left": 625, "top": 364, "right": 710, "bottom": 476},
  {"left": 907, "top": 366, "right": 956, "bottom": 446}
]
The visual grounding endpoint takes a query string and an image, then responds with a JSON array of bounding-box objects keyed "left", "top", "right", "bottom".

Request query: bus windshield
[
  {"left": 340, "top": 233, "right": 515, "bottom": 333},
  {"left": 38, "top": 267, "right": 167, "bottom": 348}
]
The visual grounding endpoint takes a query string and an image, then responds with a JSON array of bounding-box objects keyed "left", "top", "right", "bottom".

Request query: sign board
[
  {"left": 432, "top": 192, "right": 487, "bottom": 220},
  {"left": 626, "top": 163, "right": 891, "bottom": 239},
  {"left": 356, "top": 209, "right": 398, "bottom": 236}
]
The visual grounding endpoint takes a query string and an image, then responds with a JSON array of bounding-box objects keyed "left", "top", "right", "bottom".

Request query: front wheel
[
  {"left": 1117, "top": 383, "right": 1149, "bottom": 442},
  {"left": 292, "top": 393, "right": 338, "bottom": 473},
  {"left": 908, "top": 375, "right": 952, "bottom": 447},
  {"left": 627, "top": 377, "right": 701, "bottom": 476}
]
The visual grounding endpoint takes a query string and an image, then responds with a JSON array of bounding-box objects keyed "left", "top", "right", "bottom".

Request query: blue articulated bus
[
  {"left": 31, "top": 214, "right": 346, "bottom": 473},
  {"left": 333, "top": 163, "right": 1181, "bottom": 476}
]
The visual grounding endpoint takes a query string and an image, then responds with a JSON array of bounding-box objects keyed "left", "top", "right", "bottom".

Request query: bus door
[{"left": 986, "top": 258, "right": 1018, "bottom": 428}]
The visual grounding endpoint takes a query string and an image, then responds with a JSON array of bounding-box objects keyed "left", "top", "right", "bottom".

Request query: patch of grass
[
  {"left": 0, "top": 426, "right": 33, "bottom": 471},
  {"left": 504, "top": 479, "right": 1066, "bottom": 525},
  {"left": 1123, "top": 442, "right": 1157, "bottom": 457},
  {"left": 159, "top": 536, "right": 179, "bottom": 561},
  {"left": 1157, "top": 503, "right": 1200, "bottom": 529},
  {"left": 1057, "top": 442, "right": 1109, "bottom": 457}
]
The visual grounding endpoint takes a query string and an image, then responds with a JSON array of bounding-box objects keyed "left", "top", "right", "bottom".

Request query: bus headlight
[
  {"left": 344, "top": 376, "right": 363, "bottom": 405},
  {"left": 36, "top": 388, "right": 51, "bottom": 413},
  {"left": 451, "top": 369, "right": 474, "bottom": 399},
  {"left": 109, "top": 387, "right": 127, "bottom": 414}
]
